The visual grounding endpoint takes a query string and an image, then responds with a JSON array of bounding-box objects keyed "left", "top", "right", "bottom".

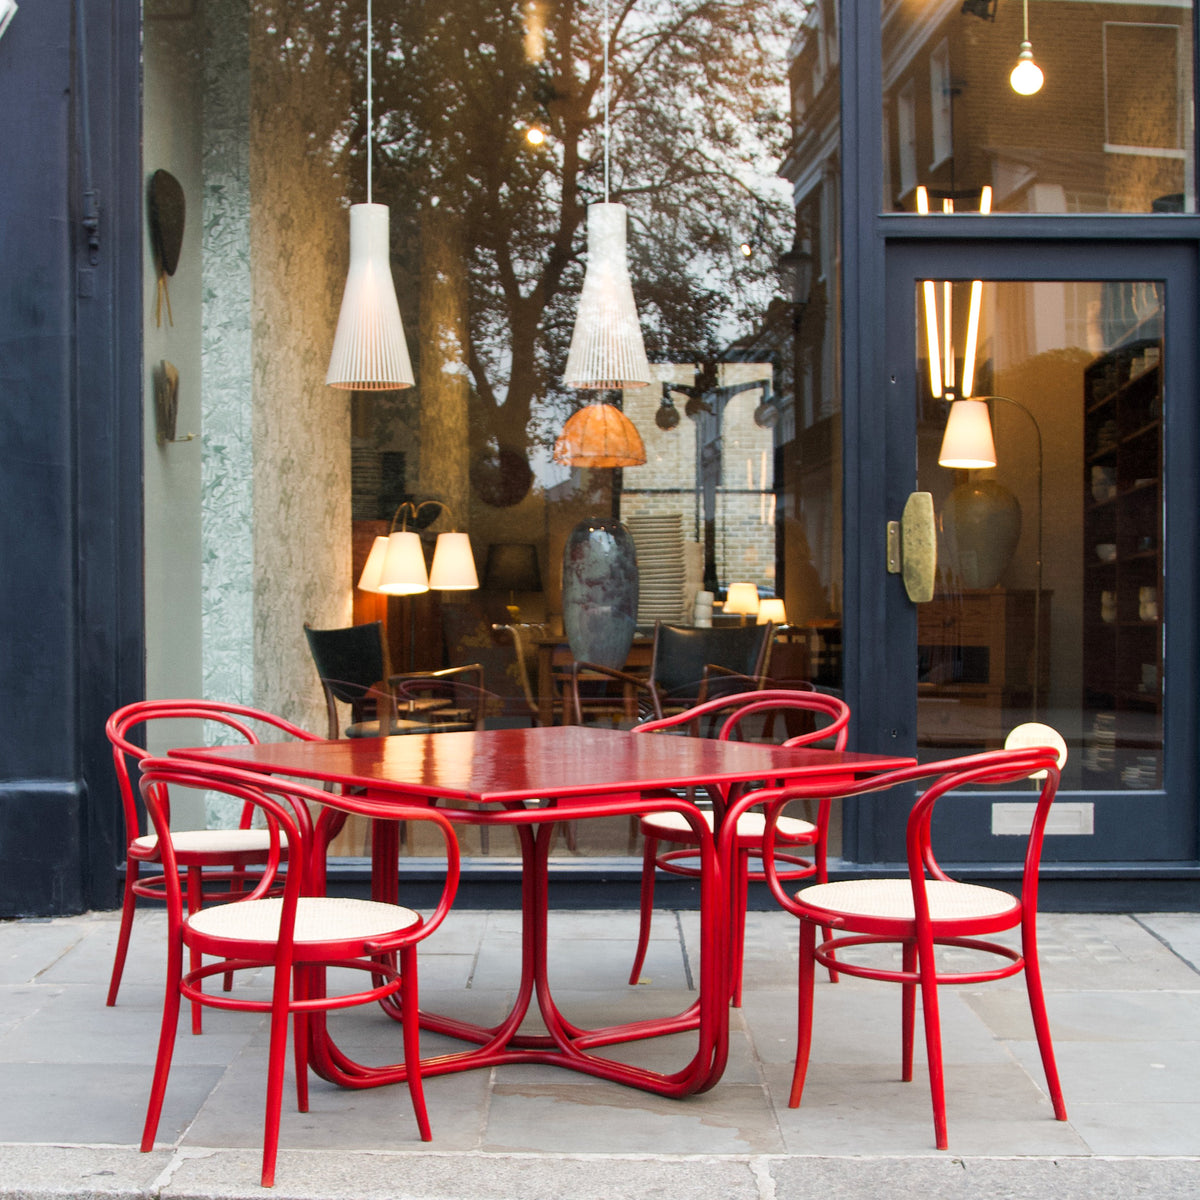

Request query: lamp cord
[
  {"left": 366, "top": 0, "right": 373, "bottom": 204},
  {"left": 1022, "top": 0, "right": 1029, "bottom": 41},
  {"left": 603, "top": 0, "right": 610, "bottom": 203}
]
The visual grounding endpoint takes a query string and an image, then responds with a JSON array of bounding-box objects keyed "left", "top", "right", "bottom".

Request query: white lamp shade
[
  {"left": 756, "top": 597, "right": 787, "bottom": 625},
  {"left": 724, "top": 582, "right": 760, "bottom": 616},
  {"left": 378, "top": 530, "right": 429, "bottom": 594},
  {"left": 429, "top": 532, "right": 480, "bottom": 590},
  {"left": 563, "top": 203, "right": 652, "bottom": 389},
  {"left": 357, "top": 535, "right": 390, "bottom": 592},
  {"left": 326, "top": 203, "right": 415, "bottom": 391},
  {"left": 938, "top": 399, "right": 997, "bottom": 468}
]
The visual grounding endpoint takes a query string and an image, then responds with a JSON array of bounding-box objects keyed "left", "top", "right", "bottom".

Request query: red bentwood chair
[
  {"left": 105, "top": 700, "right": 321, "bottom": 1028},
  {"left": 753, "top": 746, "right": 1068, "bottom": 1149},
  {"left": 136, "top": 756, "right": 460, "bottom": 1189},
  {"left": 629, "top": 688, "right": 851, "bottom": 1006}
]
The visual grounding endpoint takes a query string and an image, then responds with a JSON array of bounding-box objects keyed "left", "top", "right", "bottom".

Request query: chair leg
[
  {"left": 223, "top": 867, "right": 247, "bottom": 992},
  {"left": 141, "top": 932, "right": 184, "bottom": 1153},
  {"left": 915, "top": 931, "right": 949, "bottom": 1150},
  {"left": 730, "top": 847, "right": 750, "bottom": 1008},
  {"left": 788, "top": 918, "right": 818, "bottom": 1108},
  {"left": 292, "top": 966, "right": 310, "bottom": 1114},
  {"left": 628, "top": 834, "right": 659, "bottom": 985},
  {"left": 901, "top": 940, "right": 917, "bottom": 1082},
  {"left": 186, "top": 867, "right": 204, "bottom": 1035},
  {"left": 260, "top": 958, "right": 294, "bottom": 1188},
  {"left": 107, "top": 858, "right": 139, "bottom": 1007},
  {"left": 400, "top": 945, "right": 432, "bottom": 1141},
  {"left": 1022, "top": 918, "right": 1068, "bottom": 1121}
]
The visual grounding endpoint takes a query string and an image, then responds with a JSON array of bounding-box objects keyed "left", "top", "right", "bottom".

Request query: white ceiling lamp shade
[
  {"left": 563, "top": 202, "right": 652, "bottom": 389},
  {"left": 325, "top": 0, "right": 414, "bottom": 391},
  {"left": 326, "top": 203, "right": 414, "bottom": 390}
]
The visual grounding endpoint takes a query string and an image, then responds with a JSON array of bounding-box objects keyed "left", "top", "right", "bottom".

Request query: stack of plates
[{"left": 626, "top": 513, "right": 687, "bottom": 624}]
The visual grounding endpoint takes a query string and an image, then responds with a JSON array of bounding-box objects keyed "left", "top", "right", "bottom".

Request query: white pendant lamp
[
  {"left": 326, "top": 0, "right": 414, "bottom": 390},
  {"left": 561, "top": 0, "right": 650, "bottom": 391}
]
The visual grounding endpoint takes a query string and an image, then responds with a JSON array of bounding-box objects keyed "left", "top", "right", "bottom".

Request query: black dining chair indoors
[
  {"left": 569, "top": 620, "right": 775, "bottom": 725},
  {"left": 303, "top": 621, "right": 397, "bottom": 739}
]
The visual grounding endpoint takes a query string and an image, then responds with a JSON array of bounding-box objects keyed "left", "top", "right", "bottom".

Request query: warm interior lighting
[
  {"left": 756, "top": 597, "right": 786, "bottom": 625},
  {"left": 723, "top": 581, "right": 760, "bottom": 617},
  {"left": 326, "top": 0, "right": 414, "bottom": 390},
  {"left": 1010, "top": 0, "right": 1044, "bottom": 95},
  {"left": 739, "top": 241, "right": 753, "bottom": 257},
  {"left": 378, "top": 530, "right": 430, "bottom": 595},
  {"left": 553, "top": 402, "right": 646, "bottom": 468},
  {"left": 361, "top": 499, "right": 479, "bottom": 595},
  {"left": 357, "top": 535, "right": 390, "bottom": 592},
  {"left": 428, "top": 532, "right": 480, "bottom": 590},
  {"left": 526, "top": 125, "right": 545, "bottom": 145},
  {"left": 938, "top": 399, "right": 998, "bottom": 469}
]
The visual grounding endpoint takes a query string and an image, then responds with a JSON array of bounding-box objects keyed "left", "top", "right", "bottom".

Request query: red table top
[{"left": 173, "top": 724, "right": 914, "bottom": 806}]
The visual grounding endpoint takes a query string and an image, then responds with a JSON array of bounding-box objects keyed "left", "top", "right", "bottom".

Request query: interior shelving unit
[{"left": 1081, "top": 332, "right": 1164, "bottom": 788}]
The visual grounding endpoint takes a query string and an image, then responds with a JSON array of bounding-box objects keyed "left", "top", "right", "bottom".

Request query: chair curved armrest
[{"left": 567, "top": 661, "right": 661, "bottom": 724}]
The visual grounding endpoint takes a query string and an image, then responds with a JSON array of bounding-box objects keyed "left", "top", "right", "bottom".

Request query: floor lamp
[{"left": 938, "top": 394, "right": 1044, "bottom": 717}]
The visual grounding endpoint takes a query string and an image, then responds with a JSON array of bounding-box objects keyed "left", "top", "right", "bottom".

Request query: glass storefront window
[
  {"left": 883, "top": 1, "right": 1195, "bottom": 214},
  {"left": 914, "top": 277, "right": 1165, "bottom": 791},
  {"left": 142, "top": 0, "right": 845, "bottom": 857}
]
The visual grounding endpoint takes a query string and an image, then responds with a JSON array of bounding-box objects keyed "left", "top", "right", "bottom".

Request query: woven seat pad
[
  {"left": 644, "top": 810, "right": 815, "bottom": 838},
  {"left": 133, "top": 828, "right": 272, "bottom": 855},
  {"left": 188, "top": 896, "right": 420, "bottom": 944},
  {"left": 797, "top": 877, "right": 1019, "bottom": 922}
]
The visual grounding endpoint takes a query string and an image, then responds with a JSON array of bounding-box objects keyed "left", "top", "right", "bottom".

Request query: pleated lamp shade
[
  {"left": 553, "top": 402, "right": 646, "bottom": 468},
  {"left": 326, "top": 203, "right": 415, "bottom": 391},
  {"left": 563, "top": 203, "right": 652, "bottom": 389}
]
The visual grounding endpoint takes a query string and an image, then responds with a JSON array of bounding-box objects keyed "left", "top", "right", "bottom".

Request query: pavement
[{"left": 2, "top": 905, "right": 1200, "bottom": 1198}]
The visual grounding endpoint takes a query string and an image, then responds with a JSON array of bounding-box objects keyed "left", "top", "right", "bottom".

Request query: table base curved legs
[{"left": 307, "top": 797, "right": 728, "bottom": 1099}]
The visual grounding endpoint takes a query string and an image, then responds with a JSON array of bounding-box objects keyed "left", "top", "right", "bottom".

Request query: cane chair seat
[
  {"left": 131, "top": 828, "right": 273, "bottom": 856},
  {"left": 188, "top": 895, "right": 422, "bottom": 945},
  {"left": 628, "top": 688, "right": 851, "bottom": 1007},
  {"left": 796, "top": 877, "right": 1021, "bottom": 924},
  {"left": 757, "top": 742, "right": 1069, "bottom": 1149}
]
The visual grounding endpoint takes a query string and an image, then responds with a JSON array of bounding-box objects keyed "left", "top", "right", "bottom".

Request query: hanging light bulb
[
  {"left": 326, "top": 0, "right": 414, "bottom": 390},
  {"left": 561, "top": 0, "right": 651, "bottom": 391},
  {"left": 1009, "top": 0, "right": 1044, "bottom": 96}
]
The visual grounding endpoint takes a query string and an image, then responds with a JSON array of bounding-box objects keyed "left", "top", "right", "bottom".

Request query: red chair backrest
[{"left": 105, "top": 700, "right": 319, "bottom": 841}]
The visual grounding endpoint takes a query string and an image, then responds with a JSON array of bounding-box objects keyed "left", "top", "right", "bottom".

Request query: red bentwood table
[{"left": 175, "top": 725, "right": 912, "bottom": 1098}]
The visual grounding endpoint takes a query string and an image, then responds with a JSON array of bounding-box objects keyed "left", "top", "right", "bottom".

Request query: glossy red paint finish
[{"left": 177, "top": 726, "right": 912, "bottom": 1099}]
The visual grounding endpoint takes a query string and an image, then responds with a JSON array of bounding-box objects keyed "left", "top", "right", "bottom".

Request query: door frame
[{"left": 837, "top": 1, "right": 1200, "bottom": 869}]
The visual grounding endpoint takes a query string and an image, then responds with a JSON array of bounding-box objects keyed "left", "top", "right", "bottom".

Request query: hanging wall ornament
[{"left": 148, "top": 169, "right": 185, "bottom": 328}]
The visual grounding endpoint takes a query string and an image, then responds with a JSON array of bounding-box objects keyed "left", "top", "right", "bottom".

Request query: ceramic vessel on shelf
[
  {"left": 942, "top": 478, "right": 1021, "bottom": 590},
  {"left": 561, "top": 518, "right": 638, "bottom": 669}
]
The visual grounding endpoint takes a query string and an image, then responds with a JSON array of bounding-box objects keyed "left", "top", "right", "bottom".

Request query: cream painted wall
[{"left": 142, "top": 5, "right": 207, "bottom": 826}]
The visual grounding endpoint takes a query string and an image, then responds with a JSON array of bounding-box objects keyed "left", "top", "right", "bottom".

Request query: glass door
[{"left": 862, "top": 239, "right": 1198, "bottom": 865}]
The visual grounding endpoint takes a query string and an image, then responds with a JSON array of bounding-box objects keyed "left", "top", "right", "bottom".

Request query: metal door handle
[{"left": 886, "top": 491, "right": 937, "bottom": 603}]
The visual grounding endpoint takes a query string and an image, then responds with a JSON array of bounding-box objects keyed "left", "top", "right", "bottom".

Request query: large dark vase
[
  {"left": 942, "top": 478, "right": 1022, "bottom": 589},
  {"left": 561, "top": 518, "right": 638, "bottom": 669}
]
